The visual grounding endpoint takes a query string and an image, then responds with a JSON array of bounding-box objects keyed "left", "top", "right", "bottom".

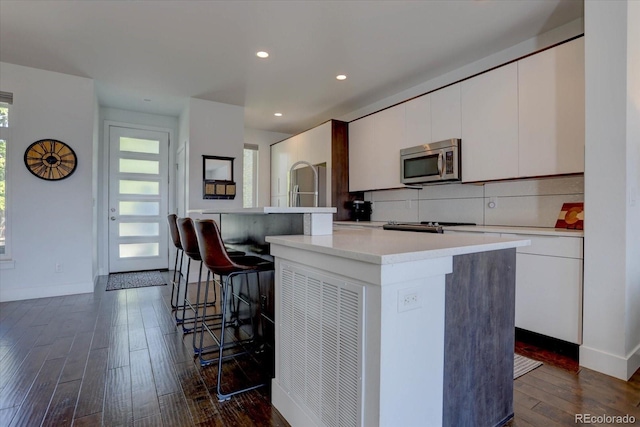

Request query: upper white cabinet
[
  {"left": 271, "top": 121, "right": 349, "bottom": 214},
  {"left": 374, "top": 103, "right": 405, "bottom": 189},
  {"left": 518, "top": 37, "right": 585, "bottom": 177},
  {"left": 349, "top": 104, "right": 405, "bottom": 191},
  {"left": 349, "top": 114, "right": 377, "bottom": 192},
  {"left": 461, "top": 63, "right": 519, "bottom": 182},
  {"left": 431, "top": 84, "right": 461, "bottom": 142},
  {"left": 404, "top": 94, "right": 431, "bottom": 148},
  {"left": 271, "top": 136, "right": 297, "bottom": 197}
]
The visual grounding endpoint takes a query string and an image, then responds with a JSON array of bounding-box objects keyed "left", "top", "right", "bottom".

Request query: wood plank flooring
[{"left": 0, "top": 271, "right": 638, "bottom": 426}]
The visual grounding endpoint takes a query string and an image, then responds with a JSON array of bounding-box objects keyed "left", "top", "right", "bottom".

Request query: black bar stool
[
  {"left": 193, "top": 219, "right": 274, "bottom": 401},
  {"left": 167, "top": 214, "right": 185, "bottom": 313},
  {"left": 176, "top": 217, "right": 218, "bottom": 335}
]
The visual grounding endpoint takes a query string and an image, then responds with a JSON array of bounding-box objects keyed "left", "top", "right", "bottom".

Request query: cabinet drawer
[
  {"left": 501, "top": 233, "right": 582, "bottom": 259},
  {"left": 515, "top": 253, "right": 583, "bottom": 343}
]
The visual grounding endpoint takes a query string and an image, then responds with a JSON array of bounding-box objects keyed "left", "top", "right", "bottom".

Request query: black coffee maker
[{"left": 350, "top": 200, "right": 372, "bottom": 222}]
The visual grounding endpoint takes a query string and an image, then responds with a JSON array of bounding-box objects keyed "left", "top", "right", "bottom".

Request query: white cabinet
[
  {"left": 374, "top": 103, "right": 405, "bottom": 189},
  {"left": 461, "top": 63, "right": 519, "bottom": 182},
  {"left": 349, "top": 103, "right": 405, "bottom": 191},
  {"left": 349, "top": 114, "right": 377, "bottom": 192},
  {"left": 404, "top": 94, "right": 431, "bottom": 148},
  {"left": 271, "top": 137, "right": 296, "bottom": 198},
  {"left": 518, "top": 37, "right": 585, "bottom": 177},
  {"left": 271, "top": 121, "right": 336, "bottom": 207},
  {"left": 444, "top": 229, "right": 584, "bottom": 344},
  {"left": 431, "top": 83, "right": 461, "bottom": 142}
]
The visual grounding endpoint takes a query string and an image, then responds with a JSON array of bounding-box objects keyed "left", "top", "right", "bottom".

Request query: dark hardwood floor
[{"left": 0, "top": 271, "right": 638, "bottom": 426}]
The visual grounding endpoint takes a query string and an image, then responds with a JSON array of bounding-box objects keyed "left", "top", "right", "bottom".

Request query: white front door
[{"left": 108, "top": 126, "right": 169, "bottom": 273}]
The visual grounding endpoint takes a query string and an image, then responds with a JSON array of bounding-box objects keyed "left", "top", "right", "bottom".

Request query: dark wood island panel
[{"left": 443, "top": 248, "right": 516, "bottom": 427}]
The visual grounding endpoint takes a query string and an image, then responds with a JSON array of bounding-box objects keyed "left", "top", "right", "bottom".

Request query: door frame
[{"left": 100, "top": 121, "right": 175, "bottom": 276}]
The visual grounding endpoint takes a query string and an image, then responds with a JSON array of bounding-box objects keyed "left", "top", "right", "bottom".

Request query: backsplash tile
[
  {"left": 418, "top": 198, "right": 484, "bottom": 224},
  {"left": 485, "top": 176, "right": 584, "bottom": 197},
  {"left": 484, "top": 193, "right": 584, "bottom": 227},
  {"left": 366, "top": 175, "right": 584, "bottom": 227}
]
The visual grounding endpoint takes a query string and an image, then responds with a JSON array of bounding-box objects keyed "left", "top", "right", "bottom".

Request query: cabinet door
[
  {"left": 271, "top": 137, "right": 297, "bottom": 197},
  {"left": 404, "top": 94, "right": 431, "bottom": 149},
  {"left": 518, "top": 38, "right": 585, "bottom": 177},
  {"left": 431, "top": 83, "right": 461, "bottom": 142},
  {"left": 349, "top": 114, "right": 377, "bottom": 192},
  {"left": 515, "top": 253, "right": 583, "bottom": 344},
  {"left": 308, "top": 121, "right": 331, "bottom": 166},
  {"left": 374, "top": 103, "right": 405, "bottom": 189},
  {"left": 461, "top": 63, "right": 519, "bottom": 182}
]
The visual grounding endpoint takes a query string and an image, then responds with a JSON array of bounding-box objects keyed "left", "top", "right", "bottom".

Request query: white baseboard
[
  {"left": 271, "top": 380, "right": 318, "bottom": 427},
  {"left": 0, "top": 281, "right": 94, "bottom": 302},
  {"left": 580, "top": 343, "right": 640, "bottom": 380}
]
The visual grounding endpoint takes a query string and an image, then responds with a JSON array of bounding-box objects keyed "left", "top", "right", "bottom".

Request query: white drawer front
[
  {"left": 515, "top": 254, "right": 583, "bottom": 344},
  {"left": 501, "top": 233, "right": 583, "bottom": 259}
]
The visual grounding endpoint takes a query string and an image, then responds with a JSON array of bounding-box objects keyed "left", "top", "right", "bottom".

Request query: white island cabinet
[{"left": 266, "top": 228, "right": 529, "bottom": 427}]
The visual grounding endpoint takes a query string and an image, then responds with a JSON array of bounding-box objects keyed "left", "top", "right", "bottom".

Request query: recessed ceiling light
[
  {"left": 274, "top": 112, "right": 283, "bottom": 117},
  {"left": 336, "top": 74, "right": 347, "bottom": 80},
  {"left": 256, "top": 51, "right": 269, "bottom": 58}
]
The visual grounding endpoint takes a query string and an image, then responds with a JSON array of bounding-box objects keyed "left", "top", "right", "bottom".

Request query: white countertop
[
  {"left": 190, "top": 207, "right": 337, "bottom": 215},
  {"left": 266, "top": 228, "right": 529, "bottom": 265}
]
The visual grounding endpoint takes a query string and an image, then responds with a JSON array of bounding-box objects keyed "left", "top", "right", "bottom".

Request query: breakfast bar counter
[{"left": 266, "top": 228, "right": 529, "bottom": 427}]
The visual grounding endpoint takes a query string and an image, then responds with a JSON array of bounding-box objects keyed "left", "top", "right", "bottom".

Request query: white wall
[
  {"left": 97, "top": 107, "right": 179, "bottom": 275},
  {"left": 244, "top": 128, "right": 291, "bottom": 207},
  {"left": 0, "top": 62, "right": 96, "bottom": 301},
  {"left": 186, "top": 98, "right": 245, "bottom": 212},
  {"left": 582, "top": 0, "right": 640, "bottom": 380}
]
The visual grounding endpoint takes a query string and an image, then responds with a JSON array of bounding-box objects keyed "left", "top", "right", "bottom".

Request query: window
[
  {"left": 0, "top": 92, "right": 12, "bottom": 258},
  {"left": 243, "top": 144, "right": 259, "bottom": 208}
]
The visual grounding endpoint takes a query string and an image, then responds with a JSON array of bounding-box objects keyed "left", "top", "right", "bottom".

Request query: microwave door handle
[{"left": 438, "top": 151, "right": 444, "bottom": 177}]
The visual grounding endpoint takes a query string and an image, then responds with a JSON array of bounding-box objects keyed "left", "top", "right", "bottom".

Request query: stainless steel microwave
[{"left": 400, "top": 139, "right": 461, "bottom": 184}]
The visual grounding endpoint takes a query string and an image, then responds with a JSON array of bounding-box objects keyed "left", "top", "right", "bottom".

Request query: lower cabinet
[{"left": 445, "top": 229, "right": 584, "bottom": 344}]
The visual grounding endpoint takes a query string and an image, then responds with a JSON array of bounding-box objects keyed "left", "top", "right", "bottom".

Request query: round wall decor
[{"left": 24, "top": 139, "right": 77, "bottom": 181}]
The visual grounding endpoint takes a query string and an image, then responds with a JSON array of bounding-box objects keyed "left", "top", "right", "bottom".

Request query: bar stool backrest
[
  {"left": 194, "top": 219, "right": 249, "bottom": 275},
  {"left": 167, "top": 214, "right": 183, "bottom": 250},
  {"left": 177, "top": 217, "right": 205, "bottom": 261}
]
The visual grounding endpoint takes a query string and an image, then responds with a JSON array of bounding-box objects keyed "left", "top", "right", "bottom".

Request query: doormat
[
  {"left": 106, "top": 270, "right": 167, "bottom": 291},
  {"left": 514, "top": 354, "right": 543, "bottom": 379}
]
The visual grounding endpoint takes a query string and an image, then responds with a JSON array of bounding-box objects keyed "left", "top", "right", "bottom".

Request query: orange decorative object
[{"left": 555, "top": 202, "right": 584, "bottom": 229}]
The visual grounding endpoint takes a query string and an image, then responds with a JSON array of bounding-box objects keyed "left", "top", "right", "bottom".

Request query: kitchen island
[{"left": 266, "top": 228, "right": 530, "bottom": 427}]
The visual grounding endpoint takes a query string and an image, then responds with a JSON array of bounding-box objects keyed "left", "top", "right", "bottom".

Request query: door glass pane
[
  {"left": 119, "top": 222, "right": 159, "bottom": 237},
  {"left": 119, "top": 201, "right": 159, "bottom": 216},
  {"left": 119, "top": 180, "right": 160, "bottom": 195},
  {"left": 119, "top": 159, "right": 159, "bottom": 175},
  {"left": 120, "top": 137, "right": 160, "bottom": 154},
  {"left": 119, "top": 242, "right": 159, "bottom": 258}
]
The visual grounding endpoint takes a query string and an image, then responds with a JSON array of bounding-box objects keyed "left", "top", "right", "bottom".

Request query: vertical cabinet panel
[
  {"left": 374, "top": 103, "right": 405, "bottom": 189},
  {"left": 461, "top": 63, "right": 519, "bottom": 182},
  {"left": 431, "top": 84, "right": 461, "bottom": 142},
  {"left": 404, "top": 94, "right": 431, "bottom": 148},
  {"left": 348, "top": 114, "right": 377, "bottom": 192},
  {"left": 518, "top": 37, "right": 585, "bottom": 177}
]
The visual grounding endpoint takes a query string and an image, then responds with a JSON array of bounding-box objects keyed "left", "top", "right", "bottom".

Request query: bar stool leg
[{"left": 170, "top": 248, "right": 184, "bottom": 311}]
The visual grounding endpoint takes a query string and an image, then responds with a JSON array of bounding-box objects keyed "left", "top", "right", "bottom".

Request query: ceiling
[{"left": 0, "top": 0, "right": 583, "bottom": 135}]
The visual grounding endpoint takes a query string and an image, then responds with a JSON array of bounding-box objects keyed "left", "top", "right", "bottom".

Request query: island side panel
[{"left": 443, "top": 248, "right": 516, "bottom": 427}]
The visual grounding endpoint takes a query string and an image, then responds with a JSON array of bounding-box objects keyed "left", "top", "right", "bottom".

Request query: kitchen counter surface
[
  {"left": 190, "top": 206, "right": 337, "bottom": 215},
  {"left": 266, "top": 227, "right": 529, "bottom": 265},
  {"left": 445, "top": 225, "right": 584, "bottom": 237}
]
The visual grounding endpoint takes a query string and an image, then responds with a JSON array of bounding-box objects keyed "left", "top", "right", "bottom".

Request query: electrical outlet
[
  {"left": 398, "top": 287, "right": 422, "bottom": 312},
  {"left": 55, "top": 262, "right": 63, "bottom": 273}
]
